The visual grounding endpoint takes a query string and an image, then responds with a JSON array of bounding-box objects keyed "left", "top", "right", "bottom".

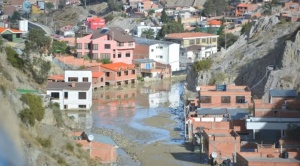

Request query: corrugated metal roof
[
  {"left": 196, "top": 108, "right": 249, "bottom": 120},
  {"left": 269, "top": 90, "right": 297, "bottom": 97},
  {"left": 134, "top": 37, "right": 175, "bottom": 46},
  {"left": 46, "top": 82, "right": 91, "bottom": 91},
  {"left": 133, "top": 59, "right": 155, "bottom": 63}
]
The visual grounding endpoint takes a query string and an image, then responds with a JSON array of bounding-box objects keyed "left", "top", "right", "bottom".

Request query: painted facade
[{"left": 76, "top": 27, "right": 135, "bottom": 64}]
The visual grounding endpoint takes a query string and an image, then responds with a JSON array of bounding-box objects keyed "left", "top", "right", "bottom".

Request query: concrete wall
[{"left": 64, "top": 70, "right": 92, "bottom": 82}]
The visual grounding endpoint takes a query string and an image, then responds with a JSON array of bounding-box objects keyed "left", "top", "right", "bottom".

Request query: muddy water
[{"left": 92, "top": 79, "right": 184, "bottom": 144}]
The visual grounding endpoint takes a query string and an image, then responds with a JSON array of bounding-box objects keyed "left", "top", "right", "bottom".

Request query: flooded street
[{"left": 67, "top": 78, "right": 207, "bottom": 166}]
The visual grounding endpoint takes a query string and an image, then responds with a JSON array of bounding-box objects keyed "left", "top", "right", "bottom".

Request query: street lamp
[{"left": 196, "top": 86, "right": 200, "bottom": 108}]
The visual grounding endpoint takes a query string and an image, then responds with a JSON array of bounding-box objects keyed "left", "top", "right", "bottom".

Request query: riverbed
[{"left": 70, "top": 78, "right": 208, "bottom": 165}]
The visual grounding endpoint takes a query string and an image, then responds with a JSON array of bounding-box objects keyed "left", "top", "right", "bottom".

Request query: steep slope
[
  {"left": 0, "top": 48, "right": 98, "bottom": 165},
  {"left": 186, "top": 16, "right": 300, "bottom": 101}
]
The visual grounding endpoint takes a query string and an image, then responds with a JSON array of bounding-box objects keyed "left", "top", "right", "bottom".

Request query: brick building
[{"left": 197, "top": 85, "right": 251, "bottom": 109}]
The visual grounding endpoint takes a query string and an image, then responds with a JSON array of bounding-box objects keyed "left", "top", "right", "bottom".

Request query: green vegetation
[
  {"left": 193, "top": 59, "right": 213, "bottom": 73},
  {"left": 137, "top": 75, "right": 144, "bottom": 81},
  {"left": 218, "top": 33, "right": 238, "bottom": 50},
  {"left": 209, "top": 72, "right": 226, "bottom": 85},
  {"left": 76, "top": 143, "right": 82, "bottom": 148},
  {"left": 286, "top": 124, "right": 300, "bottom": 139},
  {"left": 107, "top": 0, "right": 122, "bottom": 11},
  {"left": 25, "top": 28, "right": 51, "bottom": 54},
  {"left": 65, "top": 143, "right": 74, "bottom": 152},
  {"left": 282, "top": 75, "right": 293, "bottom": 83},
  {"left": 83, "top": 55, "right": 90, "bottom": 60},
  {"left": 36, "top": 137, "right": 52, "bottom": 148},
  {"left": 160, "top": 9, "right": 169, "bottom": 23},
  {"left": 31, "top": 58, "right": 51, "bottom": 84},
  {"left": 241, "top": 22, "right": 252, "bottom": 35},
  {"left": 156, "top": 21, "right": 184, "bottom": 39},
  {"left": 148, "top": 9, "right": 155, "bottom": 16},
  {"left": 10, "top": 11, "right": 21, "bottom": 23},
  {"left": 45, "top": 2, "right": 54, "bottom": 11},
  {"left": 96, "top": 58, "right": 112, "bottom": 64},
  {"left": 52, "top": 103, "right": 64, "bottom": 127},
  {"left": 52, "top": 40, "right": 68, "bottom": 54},
  {"left": 106, "top": 14, "right": 114, "bottom": 22},
  {"left": 19, "top": 93, "right": 45, "bottom": 126},
  {"left": 0, "top": 84, "right": 6, "bottom": 95},
  {"left": 141, "top": 29, "right": 155, "bottom": 39},
  {"left": 202, "top": 0, "right": 227, "bottom": 16},
  {"left": 5, "top": 46, "right": 25, "bottom": 69}
]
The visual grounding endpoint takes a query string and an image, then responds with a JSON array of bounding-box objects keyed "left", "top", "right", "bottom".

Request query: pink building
[{"left": 76, "top": 27, "right": 135, "bottom": 64}]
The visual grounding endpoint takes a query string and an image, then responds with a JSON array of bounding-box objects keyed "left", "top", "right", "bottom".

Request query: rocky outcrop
[{"left": 186, "top": 16, "right": 300, "bottom": 101}]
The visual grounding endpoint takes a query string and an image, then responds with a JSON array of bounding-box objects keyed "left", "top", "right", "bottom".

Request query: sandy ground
[{"left": 126, "top": 112, "right": 208, "bottom": 166}]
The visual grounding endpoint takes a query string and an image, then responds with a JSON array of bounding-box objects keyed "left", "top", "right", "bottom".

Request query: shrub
[
  {"left": 209, "top": 72, "right": 226, "bottom": 85},
  {"left": 137, "top": 75, "right": 144, "bottom": 81},
  {"left": 5, "top": 46, "right": 25, "bottom": 69},
  {"left": 106, "top": 14, "right": 114, "bottom": 22},
  {"left": 19, "top": 93, "right": 45, "bottom": 126},
  {"left": 193, "top": 59, "right": 213, "bottom": 73},
  {"left": 76, "top": 143, "right": 82, "bottom": 148},
  {"left": 240, "top": 21, "right": 252, "bottom": 35},
  {"left": 36, "top": 137, "right": 52, "bottom": 148},
  {"left": 65, "top": 143, "right": 74, "bottom": 152},
  {"left": 96, "top": 58, "right": 112, "bottom": 64}
]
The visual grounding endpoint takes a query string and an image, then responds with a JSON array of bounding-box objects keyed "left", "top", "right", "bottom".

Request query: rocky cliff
[{"left": 186, "top": 16, "right": 300, "bottom": 101}]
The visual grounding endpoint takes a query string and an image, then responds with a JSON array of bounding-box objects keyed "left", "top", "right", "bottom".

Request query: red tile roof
[
  {"left": 101, "top": 62, "right": 135, "bottom": 72},
  {"left": 92, "top": 72, "right": 104, "bottom": 78},
  {"left": 0, "top": 27, "right": 24, "bottom": 34},
  {"left": 165, "top": 32, "right": 217, "bottom": 39},
  {"left": 208, "top": 20, "right": 221, "bottom": 25},
  {"left": 48, "top": 74, "right": 64, "bottom": 81}
]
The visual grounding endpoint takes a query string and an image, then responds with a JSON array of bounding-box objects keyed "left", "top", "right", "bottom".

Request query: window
[
  {"left": 84, "top": 43, "right": 88, "bottom": 49},
  {"left": 117, "top": 42, "right": 124, "bottom": 47},
  {"left": 79, "top": 105, "right": 86, "bottom": 108},
  {"left": 212, "top": 38, "right": 217, "bottom": 42},
  {"left": 106, "top": 72, "right": 110, "bottom": 77},
  {"left": 189, "top": 39, "right": 195, "bottom": 45},
  {"left": 151, "top": 49, "right": 154, "bottom": 52},
  {"left": 113, "top": 54, "right": 116, "bottom": 58},
  {"left": 236, "top": 96, "right": 246, "bottom": 103},
  {"left": 124, "top": 71, "right": 128, "bottom": 75},
  {"left": 200, "top": 96, "right": 211, "bottom": 103},
  {"left": 104, "top": 44, "right": 111, "bottom": 49},
  {"left": 126, "top": 52, "right": 130, "bottom": 57},
  {"left": 77, "top": 43, "right": 82, "bottom": 49},
  {"left": 132, "top": 93, "right": 135, "bottom": 98},
  {"left": 196, "top": 39, "right": 200, "bottom": 44},
  {"left": 106, "top": 95, "right": 110, "bottom": 99},
  {"left": 92, "top": 44, "right": 98, "bottom": 50},
  {"left": 124, "top": 94, "right": 128, "bottom": 98},
  {"left": 221, "top": 96, "right": 231, "bottom": 103},
  {"left": 118, "top": 53, "right": 121, "bottom": 58},
  {"left": 64, "top": 105, "right": 68, "bottom": 109},
  {"left": 78, "top": 92, "right": 87, "bottom": 99},
  {"left": 117, "top": 95, "right": 121, "bottom": 99},
  {"left": 83, "top": 77, "right": 88, "bottom": 82},
  {"left": 92, "top": 53, "right": 98, "bottom": 59},
  {"left": 51, "top": 92, "right": 60, "bottom": 99},
  {"left": 202, "top": 38, "right": 206, "bottom": 43},
  {"left": 132, "top": 70, "right": 135, "bottom": 74},
  {"left": 117, "top": 72, "right": 121, "bottom": 77},
  {"left": 100, "top": 53, "right": 110, "bottom": 59},
  {"left": 101, "top": 78, "right": 103, "bottom": 82},
  {"left": 68, "top": 77, "right": 78, "bottom": 82},
  {"left": 64, "top": 92, "right": 68, "bottom": 99},
  {"left": 128, "top": 42, "right": 133, "bottom": 46},
  {"left": 160, "top": 55, "right": 163, "bottom": 59}
]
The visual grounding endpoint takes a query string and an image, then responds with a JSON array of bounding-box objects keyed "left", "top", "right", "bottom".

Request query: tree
[
  {"left": 160, "top": 9, "right": 169, "bottom": 23},
  {"left": 52, "top": 40, "right": 67, "bottom": 54},
  {"left": 10, "top": 11, "right": 20, "bottom": 23},
  {"left": 58, "top": 0, "right": 66, "bottom": 9},
  {"left": 141, "top": 29, "right": 155, "bottom": 39},
  {"left": 107, "top": 0, "right": 122, "bottom": 11},
  {"left": 106, "top": 14, "right": 114, "bottom": 22},
  {"left": 148, "top": 9, "right": 155, "bottom": 16},
  {"left": 177, "top": 15, "right": 182, "bottom": 24},
  {"left": 96, "top": 58, "right": 112, "bottom": 64},
  {"left": 25, "top": 28, "right": 51, "bottom": 53},
  {"left": 203, "top": 0, "right": 227, "bottom": 16},
  {"left": 157, "top": 21, "right": 184, "bottom": 39},
  {"left": 217, "top": 17, "right": 225, "bottom": 36},
  {"left": 218, "top": 33, "right": 238, "bottom": 50},
  {"left": 240, "top": 21, "right": 252, "bottom": 35},
  {"left": 45, "top": 2, "right": 54, "bottom": 11},
  {"left": 194, "top": 26, "right": 201, "bottom": 32}
]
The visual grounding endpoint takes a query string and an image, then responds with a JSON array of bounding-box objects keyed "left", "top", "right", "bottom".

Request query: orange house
[
  {"left": 197, "top": 85, "right": 251, "bottom": 109},
  {"left": 85, "top": 65, "right": 106, "bottom": 89},
  {"left": 100, "top": 62, "right": 136, "bottom": 86}
]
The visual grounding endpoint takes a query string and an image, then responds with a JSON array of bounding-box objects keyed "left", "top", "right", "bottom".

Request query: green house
[{"left": 0, "top": 28, "right": 25, "bottom": 43}]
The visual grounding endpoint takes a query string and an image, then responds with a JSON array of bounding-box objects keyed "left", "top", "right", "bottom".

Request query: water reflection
[{"left": 92, "top": 80, "right": 182, "bottom": 143}]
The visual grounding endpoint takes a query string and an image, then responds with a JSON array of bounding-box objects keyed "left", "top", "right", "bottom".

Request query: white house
[
  {"left": 47, "top": 70, "right": 93, "bottom": 110},
  {"left": 134, "top": 37, "right": 180, "bottom": 71},
  {"left": 179, "top": 45, "right": 217, "bottom": 70},
  {"left": 136, "top": 22, "right": 161, "bottom": 38}
]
